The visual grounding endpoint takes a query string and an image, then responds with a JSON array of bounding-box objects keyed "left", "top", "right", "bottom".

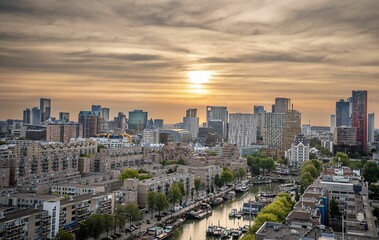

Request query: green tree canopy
[
  {"left": 300, "top": 172, "right": 314, "bottom": 188},
  {"left": 221, "top": 168, "right": 234, "bottom": 184},
  {"left": 154, "top": 192, "right": 169, "bottom": 214},
  {"left": 329, "top": 198, "right": 341, "bottom": 218},
  {"left": 168, "top": 183, "right": 183, "bottom": 206},
  {"left": 301, "top": 164, "right": 319, "bottom": 178},
  {"left": 363, "top": 162, "right": 379, "bottom": 184},
  {"left": 55, "top": 229, "right": 74, "bottom": 240},
  {"left": 194, "top": 178, "right": 202, "bottom": 194},
  {"left": 85, "top": 214, "right": 105, "bottom": 239},
  {"left": 124, "top": 203, "right": 142, "bottom": 222},
  {"left": 102, "top": 214, "right": 114, "bottom": 237},
  {"left": 333, "top": 152, "right": 349, "bottom": 166},
  {"left": 147, "top": 191, "right": 157, "bottom": 217},
  {"left": 214, "top": 174, "right": 223, "bottom": 188}
]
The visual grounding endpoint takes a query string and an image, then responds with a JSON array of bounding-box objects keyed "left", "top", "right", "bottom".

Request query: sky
[{"left": 0, "top": 0, "right": 379, "bottom": 126}]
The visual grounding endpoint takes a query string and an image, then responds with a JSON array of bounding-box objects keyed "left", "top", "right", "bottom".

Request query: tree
[
  {"left": 221, "top": 168, "right": 234, "bottom": 184},
  {"left": 154, "top": 192, "right": 169, "bottom": 214},
  {"left": 55, "top": 230, "right": 74, "bottom": 240},
  {"left": 85, "top": 214, "right": 105, "bottom": 240},
  {"left": 194, "top": 178, "right": 202, "bottom": 196},
  {"left": 329, "top": 198, "right": 341, "bottom": 218},
  {"left": 177, "top": 181, "right": 186, "bottom": 196},
  {"left": 168, "top": 184, "right": 182, "bottom": 207},
  {"left": 119, "top": 168, "right": 152, "bottom": 181},
  {"left": 214, "top": 174, "right": 223, "bottom": 188},
  {"left": 75, "top": 222, "right": 89, "bottom": 240},
  {"left": 235, "top": 168, "right": 246, "bottom": 181},
  {"left": 124, "top": 203, "right": 142, "bottom": 223},
  {"left": 333, "top": 152, "right": 349, "bottom": 166},
  {"left": 301, "top": 164, "right": 318, "bottom": 178},
  {"left": 147, "top": 191, "right": 157, "bottom": 218},
  {"left": 300, "top": 172, "right": 313, "bottom": 188},
  {"left": 363, "top": 162, "right": 379, "bottom": 184},
  {"left": 102, "top": 214, "right": 114, "bottom": 237},
  {"left": 116, "top": 206, "right": 127, "bottom": 231},
  {"left": 259, "top": 158, "right": 276, "bottom": 174}
]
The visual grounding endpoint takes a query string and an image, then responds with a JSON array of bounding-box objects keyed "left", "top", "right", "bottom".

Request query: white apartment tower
[{"left": 228, "top": 113, "right": 257, "bottom": 148}]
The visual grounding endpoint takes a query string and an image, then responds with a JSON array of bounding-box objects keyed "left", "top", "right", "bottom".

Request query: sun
[{"left": 187, "top": 71, "right": 212, "bottom": 84}]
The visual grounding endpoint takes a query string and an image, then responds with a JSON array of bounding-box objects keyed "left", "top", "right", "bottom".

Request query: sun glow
[{"left": 187, "top": 71, "right": 212, "bottom": 84}]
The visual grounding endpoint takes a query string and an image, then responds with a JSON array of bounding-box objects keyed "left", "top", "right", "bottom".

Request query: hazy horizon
[{"left": 1, "top": 1, "right": 378, "bottom": 126}]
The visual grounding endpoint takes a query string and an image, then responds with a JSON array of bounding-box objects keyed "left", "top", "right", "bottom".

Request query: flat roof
[{"left": 0, "top": 208, "right": 46, "bottom": 223}]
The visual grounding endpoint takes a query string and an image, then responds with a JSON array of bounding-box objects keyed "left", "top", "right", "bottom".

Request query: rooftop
[{"left": 0, "top": 208, "right": 46, "bottom": 223}]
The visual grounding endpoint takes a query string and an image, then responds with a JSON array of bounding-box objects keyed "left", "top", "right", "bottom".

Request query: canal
[{"left": 172, "top": 183, "right": 279, "bottom": 240}]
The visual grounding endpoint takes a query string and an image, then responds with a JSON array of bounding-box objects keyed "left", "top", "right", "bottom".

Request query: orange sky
[{"left": 0, "top": 0, "right": 378, "bottom": 126}]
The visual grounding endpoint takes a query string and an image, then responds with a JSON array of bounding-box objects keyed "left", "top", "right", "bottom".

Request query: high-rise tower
[{"left": 351, "top": 90, "right": 367, "bottom": 151}]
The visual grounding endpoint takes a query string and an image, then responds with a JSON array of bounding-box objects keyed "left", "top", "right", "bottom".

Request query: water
[{"left": 172, "top": 183, "right": 279, "bottom": 240}]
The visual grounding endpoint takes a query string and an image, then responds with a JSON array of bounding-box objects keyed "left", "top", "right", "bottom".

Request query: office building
[
  {"left": 208, "top": 119, "right": 224, "bottom": 140},
  {"left": 101, "top": 108, "right": 110, "bottom": 122},
  {"left": 115, "top": 112, "right": 126, "bottom": 131},
  {"left": 336, "top": 99, "right": 350, "bottom": 127},
  {"left": 330, "top": 114, "right": 335, "bottom": 134},
  {"left": 253, "top": 105, "right": 265, "bottom": 114},
  {"left": 351, "top": 90, "right": 368, "bottom": 151},
  {"left": 128, "top": 110, "right": 148, "bottom": 133},
  {"left": 40, "top": 98, "right": 51, "bottom": 122},
  {"left": 59, "top": 112, "right": 70, "bottom": 123},
  {"left": 154, "top": 119, "right": 164, "bottom": 129},
  {"left": 368, "top": 113, "right": 375, "bottom": 146},
  {"left": 159, "top": 129, "right": 192, "bottom": 143},
  {"left": 78, "top": 111, "right": 100, "bottom": 138},
  {"left": 186, "top": 108, "right": 197, "bottom": 117},
  {"left": 22, "top": 108, "right": 31, "bottom": 124},
  {"left": 183, "top": 109, "right": 199, "bottom": 140},
  {"left": 274, "top": 98, "right": 291, "bottom": 113},
  {"left": 333, "top": 126, "right": 357, "bottom": 154},
  {"left": 142, "top": 119, "right": 159, "bottom": 144},
  {"left": 228, "top": 113, "right": 257, "bottom": 148},
  {"left": 91, "top": 104, "right": 102, "bottom": 112},
  {"left": 46, "top": 123, "right": 83, "bottom": 143},
  {"left": 206, "top": 106, "right": 228, "bottom": 139},
  {"left": 31, "top": 107, "right": 41, "bottom": 125}
]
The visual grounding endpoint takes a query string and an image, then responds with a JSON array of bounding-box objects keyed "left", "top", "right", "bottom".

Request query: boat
[
  {"left": 280, "top": 183, "right": 298, "bottom": 192},
  {"left": 234, "top": 212, "right": 243, "bottom": 218},
  {"left": 229, "top": 208, "right": 238, "bottom": 217},
  {"left": 213, "top": 227, "right": 223, "bottom": 237},
  {"left": 185, "top": 209, "right": 212, "bottom": 220},
  {"left": 210, "top": 197, "right": 223, "bottom": 207},
  {"left": 147, "top": 227, "right": 164, "bottom": 236},
  {"left": 231, "top": 228, "right": 242, "bottom": 239},
  {"left": 199, "top": 202, "right": 211, "bottom": 209},
  {"left": 206, "top": 226, "right": 215, "bottom": 235},
  {"left": 240, "top": 225, "right": 249, "bottom": 233},
  {"left": 259, "top": 191, "right": 276, "bottom": 198},
  {"left": 156, "top": 226, "right": 174, "bottom": 240},
  {"left": 242, "top": 201, "right": 264, "bottom": 215},
  {"left": 221, "top": 228, "right": 231, "bottom": 239},
  {"left": 223, "top": 190, "right": 236, "bottom": 200}
]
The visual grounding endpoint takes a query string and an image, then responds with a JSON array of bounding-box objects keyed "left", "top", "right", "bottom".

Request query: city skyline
[{"left": 1, "top": 1, "right": 379, "bottom": 126}]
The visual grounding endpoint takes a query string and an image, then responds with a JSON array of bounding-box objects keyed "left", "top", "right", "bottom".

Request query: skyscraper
[
  {"left": 31, "top": 107, "right": 41, "bottom": 125},
  {"left": 91, "top": 104, "right": 102, "bottom": 112},
  {"left": 206, "top": 106, "right": 228, "bottom": 139},
  {"left": 183, "top": 109, "right": 199, "bottom": 140},
  {"left": 274, "top": 98, "right": 291, "bottom": 113},
  {"left": 282, "top": 110, "right": 302, "bottom": 151},
  {"left": 59, "top": 112, "right": 70, "bottom": 123},
  {"left": 40, "top": 98, "right": 51, "bottom": 123},
  {"left": 368, "top": 113, "right": 375, "bottom": 146},
  {"left": 101, "top": 108, "right": 110, "bottom": 122},
  {"left": 253, "top": 105, "right": 265, "bottom": 114},
  {"left": 336, "top": 99, "right": 350, "bottom": 127},
  {"left": 228, "top": 113, "right": 257, "bottom": 148},
  {"left": 351, "top": 90, "right": 367, "bottom": 151},
  {"left": 142, "top": 119, "right": 159, "bottom": 144},
  {"left": 262, "top": 112, "right": 284, "bottom": 149},
  {"left": 154, "top": 119, "right": 164, "bottom": 129},
  {"left": 78, "top": 111, "right": 100, "bottom": 138},
  {"left": 128, "top": 110, "right": 148, "bottom": 133},
  {"left": 23, "top": 108, "right": 31, "bottom": 124},
  {"left": 330, "top": 114, "right": 336, "bottom": 134}
]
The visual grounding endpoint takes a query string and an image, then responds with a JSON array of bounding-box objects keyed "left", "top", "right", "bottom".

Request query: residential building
[
  {"left": 23, "top": 108, "right": 31, "bottom": 124},
  {"left": 282, "top": 110, "right": 301, "bottom": 152},
  {"left": 40, "top": 98, "right": 51, "bottom": 123},
  {"left": 336, "top": 99, "right": 350, "bottom": 127},
  {"left": 253, "top": 105, "right": 265, "bottom": 114},
  {"left": 228, "top": 113, "right": 257, "bottom": 148},
  {"left": 46, "top": 122, "right": 83, "bottom": 143},
  {"left": 186, "top": 108, "right": 197, "bottom": 117},
  {"left": 351, "top": 90, "right": 368, "bottom": 151},
  {"left": 128, "top": 110, "right": 148, "bottom": 133},
  {"left": 78, "top": 111, "right": 100, "bottom": 138},
  {"left": 206, "top": 106, "right": 228, "bottom": 139},
  {"left": 31, "top": 107, "right": 41, "bottom": 125},
  {"left": 101, "top": 108, "right": 110, "bottom": 122},
  {"left": 262, "top": 112, "right": 284, "bottom": 151}
]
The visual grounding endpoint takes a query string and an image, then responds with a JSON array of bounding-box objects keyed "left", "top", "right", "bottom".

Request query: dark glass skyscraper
[
  {"left": 40, "top": 98, "right": 51, "bottom": 122},
  {"left": 128, "top": 110, "right": 148, "bottom": 133},
  {"left": 336, "top": 99, "right": 350, "bottom": 127},
  {"left": 351, "top": 90, "right": 367, "bottom": 151}
]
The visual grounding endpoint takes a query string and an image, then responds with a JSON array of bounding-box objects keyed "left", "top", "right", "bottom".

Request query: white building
[
  {"left": 330, "top": 114, "right": 336, "bottom": 134},
  {"left": 183, "top": 117, "right": 199, "bottom": 140},
  {"left": 142, "top": 119, "right": 159, "bottom": 144},
  {"left": 368, "top": 113, "right": 375, "bottom": 146},
  {"left": 228, "top": 113, "right": 257, "bottom": 148},
  {"left": 286, "top": 135, "right": 310, "bottom": 168}
]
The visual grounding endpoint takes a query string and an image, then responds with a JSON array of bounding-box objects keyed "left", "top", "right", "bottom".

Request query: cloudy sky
[{"left": 1, "top": 0, "right": 378, "bottom": 126}]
